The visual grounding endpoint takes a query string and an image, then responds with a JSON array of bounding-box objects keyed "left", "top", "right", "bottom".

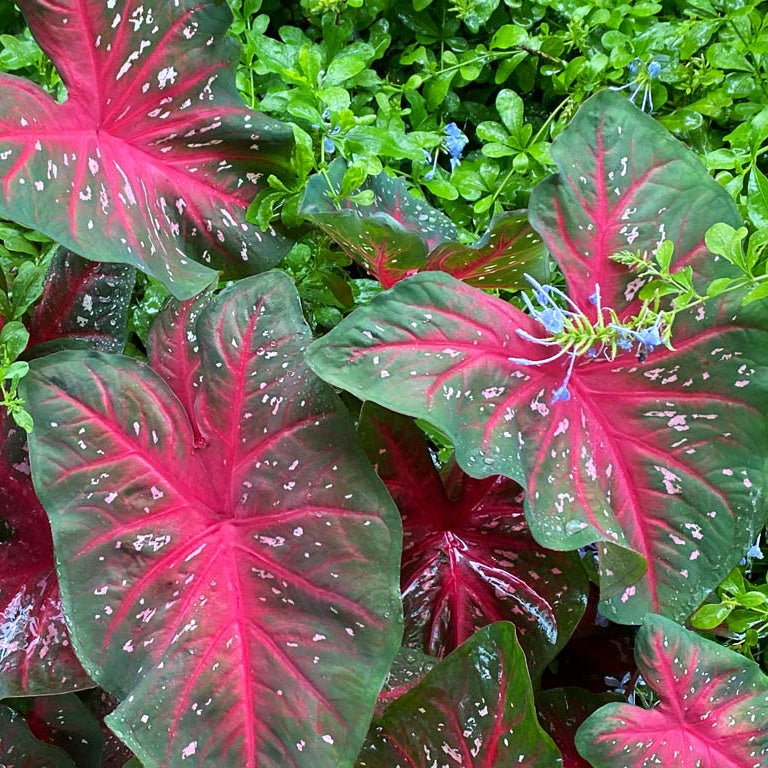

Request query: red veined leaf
[
  {"left": 301, "top": 163, "right": 547, "bottom": 290},
  {"left": 22, "top": 271, "right": 403, "bottom": 768},
  {"left": 25, "top": 693, "right": 105, "bottom": 768},
  {"left": 146, "top": 287, "right": 213, "bottom": 444},
  {"left": 424, "top": 211, "right": 550, "bottom": 290},
  {"left": 306, "top": 91, "right": 768, "bottom": 624},
  {"left": 0, "top": 704, "right": 77, "bottom": 768},
  {"left": 0, "top": 411, "right": 91, "bottom": 698},
  {"left": 356, "top": 622, "right": 563, "bottom": 767},
  {"left": 28, "top": 247, "right": 135, "bottom": 354},
  {"left": 536, "top": 688, "right": 623, "bottom": 768},
  {"left": 358, "top": 402, "right": 586, "bottom": 674},
  {"left": 0, "top": 1, "right": 294, "bottom": 299},
  {"left": 575, "top": 614, "right": 768, "bottom": 768}
]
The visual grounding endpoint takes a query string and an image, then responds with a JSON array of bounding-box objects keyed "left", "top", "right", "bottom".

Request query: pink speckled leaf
[
  {"left": 575, "top": 615, "right": 768, "bottom": 768},
  {"left": 29, "top": 247, "right": 136, "bottom": 354},
  {"left": 0, "top": 1, "right": 294, "bottom": 299},
  {"left": 356, "top": 622, "right": 562, "bottom": 767},
  {"left": 307, "top": 91, "right": 768, "bottom": 625},
  {"left": 0, "top": 412, "right": 91, "bottom": 699},
  {"left": 358, "top": 402, "right": 586, "bottom": 674},
  {"left": 301, "top": 165, "right": 547, "bottom": 290},
  {"left": 424, "top": 211, "right": 549, "bottom": 290},
  {"left": 0, "top": 704, "right": 77, "bottom": 768},
  {"left": 22, "top": 271, "right": 402, "bottom": 768}
]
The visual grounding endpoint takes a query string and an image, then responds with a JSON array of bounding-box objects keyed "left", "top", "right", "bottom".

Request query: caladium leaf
[
  {"left": 575, "top": 614, "right": 768, "bottom": 768},
  {"left": 0, "top": 412, "right": 91, "bottom": 698},
  {"left": 536, "top": 688, "right": 622, "bottom": 768},
  {"left": 28, "top": 247, "right": 135, "bottom": 354},
  {"left": 424, "top": 211, "right": 550, "bottom": 290},
  {"left": 0, "top": 704, "right": 77, "bottom": 768},
  {"left": 301, "top": 165, "right": 547, "bottom": 290},
  {"left": 356, "top": 622, "right": 562, "bottom": 767},
  {"left": 23, "top": 271, "right": 402, "bottom": 768},
  {"left": 0, "top": 1, "right": 294, "bottom": 299},
  {"left": 25, "top": 693, "right": 105, "bottom": 768},
  {"left": 358, "top": 402, "right": 586, "bottom": 674},
  {"left": 307, "top": 91, "right": 768, "bottom": 624}
]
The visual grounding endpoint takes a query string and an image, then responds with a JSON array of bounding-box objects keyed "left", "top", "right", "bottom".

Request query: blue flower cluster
[{"left": 423, "top": 122, "right": 469, "bottom": 179}]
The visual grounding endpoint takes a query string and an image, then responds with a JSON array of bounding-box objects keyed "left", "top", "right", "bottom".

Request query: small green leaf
[
  {"left": 689, "top": 601, "right": 733, "bottom": 629},
  {"left": 747, "top": 167, "right": 768, "bottom": 229},
  {"left": 496, "top": 89, "right": 524, "bottom": 134},
  {"left": 0, "top": 321, "right": 29, "bottom": 362},
  {"left": 655, "top": 240, "right": 674, "bottom": 272},
  {"left": 742, "top": 281, "right": 768, "bottom": 306}
]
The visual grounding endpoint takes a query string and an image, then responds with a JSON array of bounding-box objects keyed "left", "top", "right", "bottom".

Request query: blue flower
[
  {"left": 552, "top": 382, "right": 571, "bottom": 403},
  {"left": 444, "top": 122, "right": 468, "bottom": 171},
  {"left": 323, "top": 137, "right": 336, "bottom": 154},
  {"left": 648, "top": 60, "right": 661, "bottom": 78}
]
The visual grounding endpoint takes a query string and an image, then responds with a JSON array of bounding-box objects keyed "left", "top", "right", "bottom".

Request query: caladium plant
[
  {"left": 22, "top": 272, "right": 402, "bottom": 768},
  {"left": 0, "top": 0, "right": 294, "bottom": 299},
  {"left": 301, "top": 161, "right": 548, "bottom": 290},
  {"left": 0, "top": 410, "right": 91, "bottom": 699},
  {"left": 0, "top": 245, "right": 136, "bottom": 699},
  {"left": 575, "top": 614, "right": 768, "bottom": 767},
  {"left": 307, "top": 90, "right": 768, "bottom": 625},
  {"left": 356, "top": 622, "right": 563, "bottom": 767},
  {"left": 357, "top": 402, "right": 587, "bottom": 674},
  {"left": 28, "top": 247, "right": 136, "bottom": 355}
]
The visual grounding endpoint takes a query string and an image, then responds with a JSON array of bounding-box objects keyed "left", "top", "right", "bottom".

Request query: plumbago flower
[{"left": 308, "top": 90, "right": 768, "bottom": 626}]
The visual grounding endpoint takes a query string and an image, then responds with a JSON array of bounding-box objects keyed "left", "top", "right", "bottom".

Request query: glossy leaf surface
[
  {"left": 0, "top": 704, "right": 76, "bottom": 768},
  {"left": 0, "top": 1, "right": 293, "bottom": 298},
  {"left": 575, "top": 615, "right": 768, "bottom": 767},
  {"left": 358, "top": 403, "right": 586, "bottom": 673},
  {"left": 29, "top": 247, "right": 135, "bottom": 354},
  {"left": 0, "top": 412, "right": 90, "bottom": 698},
  {"left": 307, "top": 91, "right": 768, "bottom": 624},
  {"left": 23, "top": 272, "right": 402, "bottom": 768},
  {"left": 356, "top": 623, "right": 562, "bottom": 767}
]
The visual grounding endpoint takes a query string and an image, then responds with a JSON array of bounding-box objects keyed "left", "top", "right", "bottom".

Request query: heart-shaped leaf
[
  {"left": 358, "top": 402, "right": 586, "bottom": 674},
  {"left": 307, "top": 91, "right": 768, "bottom": 624},
  {"left": 28, "top": 247, "right": 135, "bottom": 354},
  {"left": 575, "top": 615, "right": 768, "bottom": 767},
  {"left": 356, "top": 623, "right": 563, "bottom": 767},
  {"left": 0, "top": 1, "right": 294, "bottom": 299},
  {"left": 0, "top": 704, "right": 77, "bottom": 768},
  {"left": 0, "top": 412, "right": 91, "bottom": 699},
  {"left": 23, "top": 271, "right": 402, "bottom": 768}
]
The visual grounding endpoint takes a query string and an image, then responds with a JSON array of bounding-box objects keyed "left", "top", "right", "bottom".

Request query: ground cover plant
[{"left": 2, "top": 0, "right": 768, "bottom": 766}]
